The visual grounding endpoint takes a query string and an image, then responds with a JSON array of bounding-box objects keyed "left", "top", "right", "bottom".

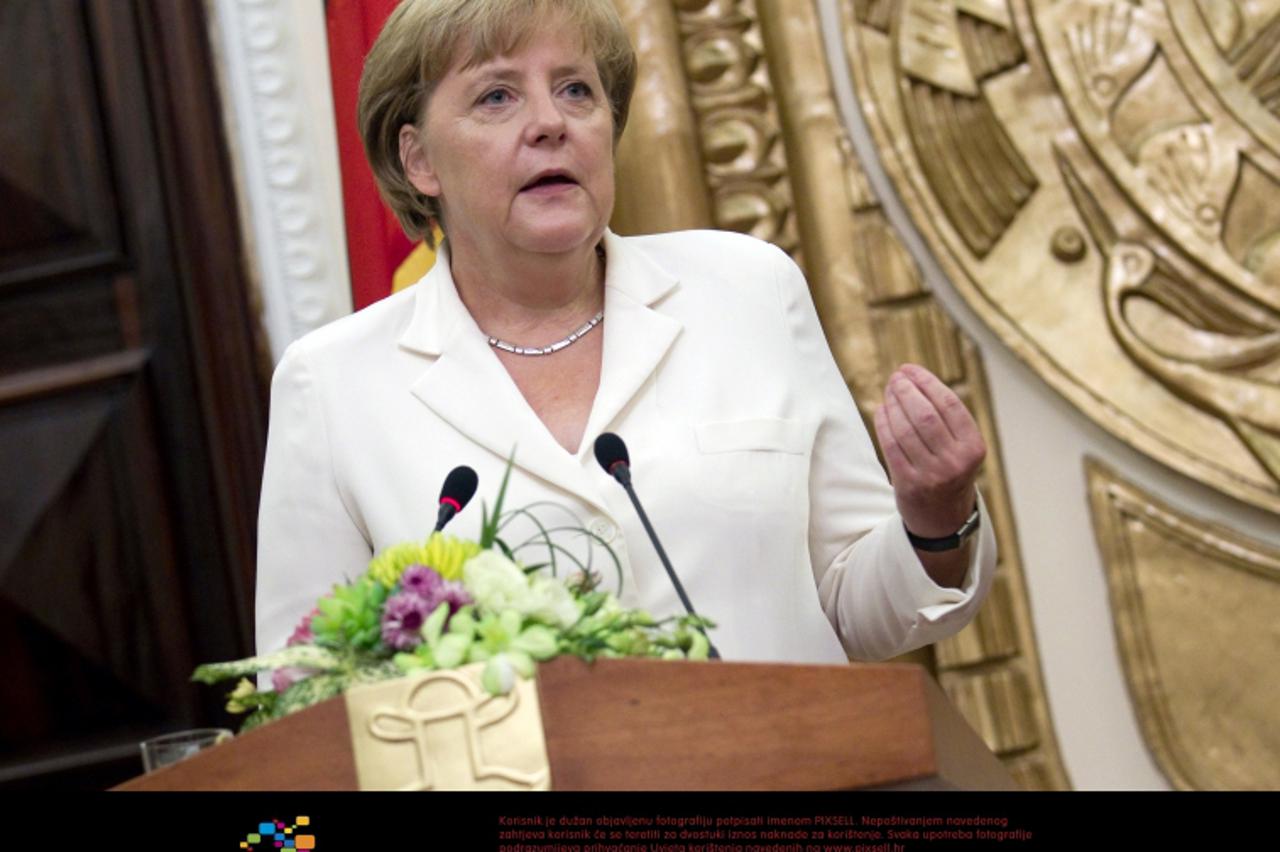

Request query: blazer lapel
[
  {"left": 399, "top": 232, "right": 681, "bottom": 511},
  {"left": 583, "top": 230, "right": 682, "bottom": 442}
]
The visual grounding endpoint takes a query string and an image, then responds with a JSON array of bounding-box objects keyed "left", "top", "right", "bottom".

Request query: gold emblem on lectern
[{"left": 345, "top": 665, "right": 550, "bottom": 791}]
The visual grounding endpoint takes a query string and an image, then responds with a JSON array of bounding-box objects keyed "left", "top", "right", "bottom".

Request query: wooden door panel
[
  {"left": 0, "top": 1, "right": 121, "bottom": 284},
  {"left": 0, "top": 0, "right": 265, "bottom": 787}
]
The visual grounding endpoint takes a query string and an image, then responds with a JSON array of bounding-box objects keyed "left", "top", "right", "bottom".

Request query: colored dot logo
[{"left": 240, "top": 816, "right": 313, "bottom": 850}]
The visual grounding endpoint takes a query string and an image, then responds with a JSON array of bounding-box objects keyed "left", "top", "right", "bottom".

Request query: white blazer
[{"left": 256, "top": 229, "right": 995, "bottom": 663}]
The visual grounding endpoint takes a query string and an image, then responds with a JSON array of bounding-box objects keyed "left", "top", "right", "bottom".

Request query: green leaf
[
  {"left": 421, "top": 601, "right": 450, "bottom": 646},
  {"left": 480, "top": 451, "right": 516, "bottom": 549},
  {"left": 348, "top": 660, "right": 404, "bottom": 685},
  {"left": 192, "top": 646, "right": 342, "bottom": 684},
  {"left": 448, "top": 606, "right": 476, "bottom": 637},
  {"left": 273, "top": 673, "right": 345, "bottom": 718},
  {"left": 240, "top": 708, "right": 273, "bottom": 732},
  {"left": 507, "top": 650, "right": 536, "bottom": 678},
  {"left": 512, "top": 625, "right": 559, "bottom": 660},
  {"left": 688, "top": 630, "right": 710, "bottom": 661}
]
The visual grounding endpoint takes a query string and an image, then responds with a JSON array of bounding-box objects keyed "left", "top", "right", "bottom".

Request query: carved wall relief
[
  {"left": 842, "top": 0, "right": 1280, "bottom": 513},
  {"left": 671, "top": 0, "right": 800, "bottom": 254},
  {"left": 207, "top": 0, "right": 353, "bottom": 361},
  {"left": 625, "top": 0, "right": 1068, "bottom": 788},
  {"left": 1086, "top": 460, "right": 1280, "bottom": 790}
]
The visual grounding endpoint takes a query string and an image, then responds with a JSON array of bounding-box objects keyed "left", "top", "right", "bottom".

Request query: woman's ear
[{"left": 399, "top": 123, "right": 440, "bottom": 197}]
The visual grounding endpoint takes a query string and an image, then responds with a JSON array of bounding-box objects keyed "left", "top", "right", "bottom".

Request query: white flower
[
  {"left": 524, "top": 575, "right": 582, "bottom": 629},
  {"left": 462, "top": 551, "right": 582, "bottom": 629},
  {"left": 481, "top": 653, "right": 518, "bottom": 695},
  {"left": 462, "top": 551, "right": 530, "bottom": 610}
]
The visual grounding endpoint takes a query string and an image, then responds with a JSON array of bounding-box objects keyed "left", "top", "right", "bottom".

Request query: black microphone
[
  {"left": 434, "top": 465, "right": 478, "bottom": 532},
  {"left": 593, "top": 432, "right": 720, "bottom": 660}
]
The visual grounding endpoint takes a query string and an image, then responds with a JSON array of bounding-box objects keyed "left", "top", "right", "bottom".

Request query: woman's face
[{"left": 401, "top": 19, "right": 616, "bottom": 263}]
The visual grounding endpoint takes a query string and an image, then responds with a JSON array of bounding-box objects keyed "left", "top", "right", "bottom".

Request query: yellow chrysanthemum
[
  {"left": 368, "top": 533, "right": 482, "bottom": 587},
  {"left": 423, "top": 532, "right": 481, "bottom": 581}
]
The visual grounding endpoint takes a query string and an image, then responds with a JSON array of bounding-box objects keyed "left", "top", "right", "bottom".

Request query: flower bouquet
[{"left": 194, "top": 463, "right": 713, "bottom": 732}]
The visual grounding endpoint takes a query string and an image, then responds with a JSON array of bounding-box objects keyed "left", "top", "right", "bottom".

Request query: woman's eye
[
  {"left": 479, "top": 88, "right": 512, "bottom": 106},
  {"left": 562, "top": 81, "right": 592, "bottom": 99}
]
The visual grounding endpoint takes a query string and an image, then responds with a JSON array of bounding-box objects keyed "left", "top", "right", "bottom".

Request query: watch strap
[{"left": 904, "top": 504, "right": 981, "bottom": 552}]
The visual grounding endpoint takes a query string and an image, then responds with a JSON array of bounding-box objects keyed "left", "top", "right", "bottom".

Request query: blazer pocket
[
  {"left": 687, "top": 418, "right": 809, "bottom": 514},
  {"left": 695, "top": 418, "right": 807, "bottom": 455}
]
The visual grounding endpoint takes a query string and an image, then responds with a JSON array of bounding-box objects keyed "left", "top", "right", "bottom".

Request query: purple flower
[
  {"left": 400, "top": 565, "right": 443, "bottom": 599},
  {"left": 399, "top": 564, "right": 472, "bottom": 615},
  {"left": 437, "top": 579, "right": 472, "bottom": 613},
  {"left": 271, "top": 607, "right": 322, "bottom": 692},
  {"left": 381, "top": 592, "right": 433, "bottom": 650},
  {"left": 272, "top": 666, "right": 311, "bottom": 693},
  {"left": 286, "top": 608, "right": 319, "bottom": 646}
]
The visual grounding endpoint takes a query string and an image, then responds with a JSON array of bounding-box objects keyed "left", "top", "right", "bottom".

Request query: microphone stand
[{"left": 610, "top": 465, "right": 720, "bottom": 660}]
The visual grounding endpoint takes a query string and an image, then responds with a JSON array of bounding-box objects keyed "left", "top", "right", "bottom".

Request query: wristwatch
[{"left": 904, "top": 504, "right": 981, "bottom": 552}]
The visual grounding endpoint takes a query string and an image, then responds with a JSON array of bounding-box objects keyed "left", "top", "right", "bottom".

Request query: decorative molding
[
  {"left": 207, "top": 0, "right": 352, "bottom": 362},
  {"left": 839, "top": 0, "right": 1280, "bottom": 513},
  {"left": 1086, "top": 458, "right": 1280, "bottom": 790},
  {"left": 673, "top": 0, "right": 799, "bottom": 256}
]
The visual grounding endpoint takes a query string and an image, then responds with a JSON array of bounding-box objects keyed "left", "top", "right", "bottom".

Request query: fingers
[
  {"left": 875, "top": 365, "right": 985, "bottom": 463},
  {"left": 873, "top": 401, "right": 912, "bottom": 483},
  {"left": 886, "top": 373, "right": 949, "bottom": 455},
  {"left": 874, "top": 364, "right": 988, "bottom": 526},
  {"left": 880, "top": 381, "right": 931, "bottom": 468},
  {"left": 898, "top": 363, "right": 982, "bottom": 446}
]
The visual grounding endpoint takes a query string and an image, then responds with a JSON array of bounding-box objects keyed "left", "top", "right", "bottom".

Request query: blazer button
[{"left": 587, "top": 517, "right": 616, "bottom": 543}]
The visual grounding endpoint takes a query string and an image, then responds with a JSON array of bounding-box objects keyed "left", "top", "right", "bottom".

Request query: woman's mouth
[{"left": 521, "top": 172, "right": 579, "bottom": 193}]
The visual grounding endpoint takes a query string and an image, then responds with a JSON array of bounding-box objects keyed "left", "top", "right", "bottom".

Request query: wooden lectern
[{"left": 116, "top": 658, "right": 1014, "bottom": 791}]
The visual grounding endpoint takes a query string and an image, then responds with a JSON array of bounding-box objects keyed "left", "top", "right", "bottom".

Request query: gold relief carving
[
  {"left": 942, "top": 668, "right": 1039, "bottom": 755},
  {"left": 1108, "top": 54, "right": 1206, "bottom": 164},
  {"left": 844, "top": 0, "right": 1280, "bottom": 512},
  {"left": 671, "top": 0, "right": 799, "bottom": 253},
  {"left": 933, "top": 572, "right": 1020, "bottom": 668},
  {"left": 1055, "top": 149, "right": 1280, "bottom": 484},
  {"left": 1222, "top": 154, "right": 1280, "bottom": 283},
  {"left": 1064, "top": 2, "right": 1156, "bottom": 113},
  {"left": 1086, "top": 460, "right": 1280, "bottom": 790},
  {"left": 895, "top": 0, "right": 1037, "bottom": 257},
  {"left": 1222, "top": 5, "right": 1280, "bottom": 118},
  {"left": 344, "top": 666, "right": 550, "bottom": 791},
  {"left": 1050, "top": 225, "right": 1087, "bottom": 261},
  {"left": 870, "top": 300, "right": 966, "bottom": 384},
  {"left": 1007, "top": 756, "right": 1059, "bottom": 792},
  {"left": 854, "top": 0, "right": 896, "bottom": 32},
  {"left": 753, "top": 0, "right": 1068, "bottom": 788},
  {"left": 1138, "top": 125, "right": 1236, "bottom": 240},
  {"left": 1164, "top": 2, "right": 1280, "bottom": 158},
  {"left": 901, "top": 80, "right": 1038, "bottom": 256}
]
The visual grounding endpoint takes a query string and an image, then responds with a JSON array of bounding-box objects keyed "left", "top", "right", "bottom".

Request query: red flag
[{"left": 326, "top": 0, "right": 425, "bottom": 310}]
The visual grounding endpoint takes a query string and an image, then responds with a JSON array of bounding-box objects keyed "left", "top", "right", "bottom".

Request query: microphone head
[
  {"left": 439, "top": 465, "right": 478, "bottom": 511},
  {"left": 593, "top": 432, "right": 630, "bottom": 476}
]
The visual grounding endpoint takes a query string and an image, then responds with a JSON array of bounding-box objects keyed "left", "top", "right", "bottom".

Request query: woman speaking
[{"left": 256, "top": 0, "right": 995, "bottom": 664}]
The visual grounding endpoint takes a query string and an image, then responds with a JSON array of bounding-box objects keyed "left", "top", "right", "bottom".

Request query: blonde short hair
[{"left": 357, "top": 0, "right": 637, "bottom": 244}]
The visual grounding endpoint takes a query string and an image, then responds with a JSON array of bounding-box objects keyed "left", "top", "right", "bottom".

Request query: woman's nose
[{"left": 523, "top": 91, "right": 567, "bottom": 144}]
